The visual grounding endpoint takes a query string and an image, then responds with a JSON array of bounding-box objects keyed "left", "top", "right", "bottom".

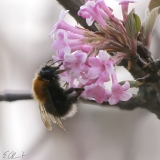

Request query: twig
[
  {"left": 0, "top": 90, "right": 32, "bottom": 102},
  {"left": 81, "top": 83, "right": 160, "bottom": 118},
  {"left": 1, "top": 86, "right": 160, "bottom": 119}
]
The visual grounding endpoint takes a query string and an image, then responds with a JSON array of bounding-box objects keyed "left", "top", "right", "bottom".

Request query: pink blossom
[
  {"left": 83, "top": 83, "right": 111, "bottom": 103},
  {"left": 108, "top": 72, "right": 132, "bottom": 105},
  {"left": 78, "top": 1, "right": 106, "bottom": 26},
  {"left": 78, "top": 0, "right": 115, "bottom": 26},
  {"left": 52, "top": 30, "right": 90, "bottom": 57},
  {"left": 52, "top": 30, "right": 71, "bottom": 54},
  {"left": 49, "top": 10, "right": 84, "bottom": 36},
  {"left": 87, "top": 50, "right": 114, "bottom": 82},
  {"left": 49, "top": 10, "right": 69, "bottom": 37},
  {"left": 49, "top": 4, "right": 134, "bottom": 106},
  {"left": 97, "top": 0, "right": 113, "bottom": 17},
  {"left": 70, "top": 44, "right": 94, "bottom": 54},
  {"left": 51, "top": 29, "right": 93, "bottom": 55},
  {"left": 63, "top": 51, "right": 88, "bottom": 78},
  {"left": 78, "top": 71, "right": 97, "bottom": 86},
  {"left": 80, "top": 44, "right": 94, "bottom": 53},
  {"left": 52, "top": 50, "right": 65, "bottom": 62},
  {"left": 108, "top": 82, "right": 132, "bottom": 105},
  {"left": 77, "top": 50, "right": 114, "bottom": 86},
  {"left": 115, "top": 0, "right": 138, "bottom": 22}
]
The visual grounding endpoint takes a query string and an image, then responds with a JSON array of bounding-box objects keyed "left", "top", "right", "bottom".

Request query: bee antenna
[
  {"left": 48, "top": 60, "right": 63, "bottom": 67},
  {"left": 46, "top": 59, "right": 54, "bottom": 65}
]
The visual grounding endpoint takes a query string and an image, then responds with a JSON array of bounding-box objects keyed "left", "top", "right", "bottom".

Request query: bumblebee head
[{"left": 40, "top": 66, "right": 59, "bottom": 80}]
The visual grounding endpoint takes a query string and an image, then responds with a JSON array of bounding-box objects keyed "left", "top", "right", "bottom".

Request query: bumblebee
[{"left": 32, "top": 61, "right": 84, "bottom": 131}]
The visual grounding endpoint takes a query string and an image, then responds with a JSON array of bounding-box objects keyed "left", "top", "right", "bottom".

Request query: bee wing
[
  {"left": 48, "top": 113, "right": 56, "bottom": 124},
  {"left": 39, "top": 104, "right": 52, "bottom": 131},
  {"left": 44, "top": 88, "right": 66, "bottom": 131}
]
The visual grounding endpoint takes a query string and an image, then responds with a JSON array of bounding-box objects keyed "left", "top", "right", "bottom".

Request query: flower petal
[
  {"left": 63, "top": 45, "right": 71, "bottom": 54},
  {"left": 94, "top": 94, "right": 105, "bottom": 104},
  {"left": 52, "top": 30, "right": 71, "bottom": 54},
  {"left": 86, "top": 16, "right": 94, "bottom": 26},
  {"left": 108, "top": 95, "right": 119, "bottom": 105},
  {"left": 105, "top": 60, "right": 114, "bottom": 74},
  {"left": 69, "top": 68, "right": 80, "bottom": 78},
  {"left": 75, "top": 51, "right": 87, "bottom": 64},
  {"left": 98, "top": 50, "right": 109, "bottom": 63},
  {"left": 100, "top": 71, "right": 110, "bottom": 82},
  {"left": 84, "top": 83, "right": 106, "bottom": 104},
  {"left": 87, "top": 67, "right": 101, "bottom": 79},
  {"left": 63, "top": 59, "right": 76, "bottom": 69},
  {"left": 64, "top": 53, "right": 75, "bottom": 63},
  {"left": 88, "top": 57, "right": 100, "bottom": 67},
  {"left": 120, "top": 91, "right": 132, "bottom": 101},
  {"left": 52, "top": 54, "right": 61, "bottom": 62},
  {"left": 111, "top": 83, "right": 122, "bottom": 93},
  {"left": 49, "top": 10, "right": 69, "bottom": 36},
  {"left": 96, "top": 76, "right": 105, "bottom": 84},
  {"left": 121, "top": 81, "right": 130, "bottom": 91},
  {"left": 78, "top": 77, "right": 88, "bottom": 85},
  {"left": 106, "top": 89, "right": 112, "bottom": 98},
  {"left": 52, "top": 39, "right": 65, "bottom": 50},
  {"left": 59, "top": 10, "right": 69, "bottom": 21}
]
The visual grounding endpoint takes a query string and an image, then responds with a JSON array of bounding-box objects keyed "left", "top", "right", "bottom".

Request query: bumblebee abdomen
[{"left": 32, "top": 75, "right": 49, "bottom": 103}]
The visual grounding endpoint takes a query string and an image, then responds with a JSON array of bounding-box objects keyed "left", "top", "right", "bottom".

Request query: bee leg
[
  {"left": 68, "top": 94, "right": 80, "bottom": 103},
  {"left": 65, "top": 88, "right": 84, "bottom": 104},
  {"left": 69, "top": 89, "right": 84, "bottom": 102},
  {"left": 64, "top": 88, "right": 84, "bottom": 95},
  {"left": 74, "top": 88, "right": 84, "bottom": 92},
  {"left": 64, "top": 88, "right": 75, "bottom": 94}
]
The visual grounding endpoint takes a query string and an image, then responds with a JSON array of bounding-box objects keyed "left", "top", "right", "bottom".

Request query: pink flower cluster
[{"left": 49, "top": 0, "right": 138, "bottom": 105}]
